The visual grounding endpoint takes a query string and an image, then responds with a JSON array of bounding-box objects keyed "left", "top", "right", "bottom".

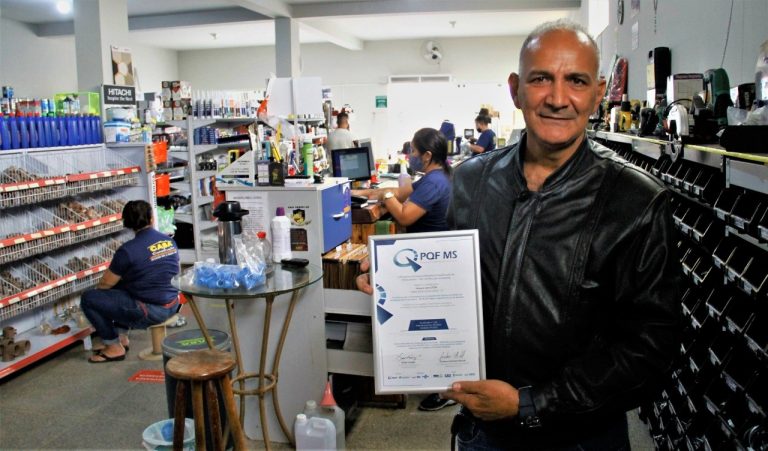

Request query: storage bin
[{"left": 155, "top": 174, "right": 170, "bottom": 197}]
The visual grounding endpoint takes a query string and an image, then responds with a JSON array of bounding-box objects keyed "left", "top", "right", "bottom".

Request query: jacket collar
[{"left": 513, "top": 132, "right": 592, "bottom": 193}]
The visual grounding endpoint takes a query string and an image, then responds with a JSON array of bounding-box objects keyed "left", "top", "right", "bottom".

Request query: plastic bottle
[
  {"left": 19, "top": 113, "right": 29, "bottom": 148},
  {"left": 57, "top": 114, "right": 67, "bottom": 146},
  {"left": 78, "top": 114, "right": 86, "bottom": 144},
  {"left": 9, "top": 113, "right": 20, "bottom": 149},
  {"left": 318, "top": 380, "right": 346, "bottom": 450},
  {"left": 256, "top": 231, "right": 272, "bottom": 267},
  {"left": 303, "top": 400, "right": 320, "bottom": 418},
  {"left": 43, "top": 113, "right": 53, "bottom": 147},
  {"left": 67, "top": 114, "right": 76, "bottom": 145},
  {"left": 294, "top": 414, "right": 335, "bottom": 451},
  {"left": 36, "top": 113, "right": 47, "bottom": 147},
  {"left": 29, "top": 114, "right": 39, "bottom": 148},
  {"left": 93, "top": 115, "right": 103, "bottom": 143},
  {"left": 0, "top": 113, "right": 9, "bottom": 150},
  {"left": 271, "top": 207, "right": 292, "bottom": 263}
]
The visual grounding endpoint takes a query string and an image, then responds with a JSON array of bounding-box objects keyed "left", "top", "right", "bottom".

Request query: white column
[
  {"left": 275, "top": 17, "right": 300, "bottom": 78},
  {"left": 74, "top": 0, "right": 129, "bottom": 92}
]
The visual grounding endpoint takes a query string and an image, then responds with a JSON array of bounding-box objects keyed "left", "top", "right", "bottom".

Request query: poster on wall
[{"left": 111, "top": 45, "right": 135, "bottom": 86}]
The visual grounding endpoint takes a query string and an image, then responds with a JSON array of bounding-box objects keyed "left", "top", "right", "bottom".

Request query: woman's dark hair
[
  {"left": 412, "top": 127, "right": 451, "bottom": 174},
  {"left": 475, "top": 113, "right": 492, "bottom": 125},
  {"left": 122, "top": 200, "right": 153, "bottom": 231}
]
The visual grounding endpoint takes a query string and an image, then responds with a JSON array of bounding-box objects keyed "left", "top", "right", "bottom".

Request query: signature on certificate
[
  {"left": 439, "top": 350, "right": 467, "bottom": 363},
  {"left": 397, "top": 353, "right": 420, "bottom": 365}
]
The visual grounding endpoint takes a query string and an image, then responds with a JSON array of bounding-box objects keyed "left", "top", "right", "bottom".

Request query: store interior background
[{"left": 3, "top": 0, "right": 765, "bottom": 158}]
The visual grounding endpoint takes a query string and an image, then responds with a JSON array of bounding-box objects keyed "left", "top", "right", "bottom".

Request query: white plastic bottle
[
  {"left": 295, "top": 414, "right": 336, "bottom": 451},
  {"left": 318, "top": 380, "right": 345, "bottom": 450},
  {"left": 271, "top": 207, "right": 292, "bottom": 263},
  {"left": 303, "top": 399, "right": 319, "bottom": 418}
]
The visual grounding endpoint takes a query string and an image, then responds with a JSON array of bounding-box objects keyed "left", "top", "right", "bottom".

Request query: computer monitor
[
  {"left": 331, "top": 147, "right": 372, "bottom": 181},
  {"left": 355, "top": 138, "right": 376, "bottom": 172},
  {"left": 464, "top": 129, "right": 475, "bottom": 139}
]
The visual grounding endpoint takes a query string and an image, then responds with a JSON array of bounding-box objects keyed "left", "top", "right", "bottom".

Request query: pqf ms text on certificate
[{"left": 369, "top": 231, "right": 485, "bottom": 394}]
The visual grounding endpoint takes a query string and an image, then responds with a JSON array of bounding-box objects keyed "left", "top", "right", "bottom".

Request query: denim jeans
[
  {"left": 452, "top": 411, "right": 630, "bottom": 451},
  {"left": 80, "top": 288, "right": 177, "bottom": 344}
]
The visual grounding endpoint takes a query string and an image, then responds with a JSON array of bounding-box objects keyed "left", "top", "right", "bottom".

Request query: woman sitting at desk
[{"left": 353, "top": 128, "right": 451, "bottom": 233}]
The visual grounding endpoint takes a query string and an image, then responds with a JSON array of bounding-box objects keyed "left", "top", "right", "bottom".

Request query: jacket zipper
[{"left": 494, "top": 193, "right": 540, "bottom": 324}]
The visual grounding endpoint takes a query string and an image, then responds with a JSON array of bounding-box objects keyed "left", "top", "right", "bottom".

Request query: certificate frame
[{"left": 369, "top": 230, "right": 485, "bottom": 394}]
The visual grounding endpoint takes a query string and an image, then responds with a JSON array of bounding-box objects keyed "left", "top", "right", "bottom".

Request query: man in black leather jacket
[{"left": 441, "top": 20, "right": 680, "bottom": 449}]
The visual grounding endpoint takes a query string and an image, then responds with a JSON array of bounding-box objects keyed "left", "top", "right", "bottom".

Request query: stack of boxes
[{"left": 161, "top": 81, "right": 192, "bottom": 122}]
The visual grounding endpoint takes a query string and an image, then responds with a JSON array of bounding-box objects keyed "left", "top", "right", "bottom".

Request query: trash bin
[
  {"left": 163, "top": 329, "right": 232, "bottom": 450},
  {"left": 142, "top": 418, "right": 195, "bottom": 451}
]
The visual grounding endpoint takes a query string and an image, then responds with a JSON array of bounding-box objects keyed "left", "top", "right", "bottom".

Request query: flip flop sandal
[
  {"left": 92, "top": 344, "right": 130, "bottom": 353},
  {"left": 88, "top": 351, "right": 126, "bottom": 364}
]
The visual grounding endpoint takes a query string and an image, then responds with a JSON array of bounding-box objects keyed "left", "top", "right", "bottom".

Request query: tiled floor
[{"left": 0, "top": 313, "right": 655, "bottom": 449}]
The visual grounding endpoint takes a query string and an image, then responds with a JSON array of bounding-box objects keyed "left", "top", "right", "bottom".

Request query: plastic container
[
  {"left": 104, "top": 120, "right": 130, "bottom": 143},
  {"left": 0, "top": 114, "right": 10, "bottom": 150},
  {"left": 271, "top": 207, "right": 292, "bottom": 263},
  {"left": 256, "top": 231, "right": 272, "bottom": 267},
  {"left": 162, "top": 329, "right": 231, "bottom": 451},
  {"left": 295, "top": 414, "right": 336, "bottom": 451},
  {"left": 142, "top": 418, "right": 195, "bottom": 451}
]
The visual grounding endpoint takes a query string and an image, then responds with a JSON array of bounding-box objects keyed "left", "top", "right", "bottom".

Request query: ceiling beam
[
  {"left": 227, "top": 0, "right": 292, "bottom": 18},
  {"left": 33, "top": 8, "right": 269, "bottom": 37},
  {"left": 292, "top": 0, "right": 581, "bottom": 18},
  {"left": 300, "top": 20, "right": 364, "bottom": 51}
]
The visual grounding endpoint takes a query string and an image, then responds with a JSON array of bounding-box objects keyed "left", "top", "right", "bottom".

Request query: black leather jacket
[{"left": 449, "top": 135, "right": 680, "bottom": 443}]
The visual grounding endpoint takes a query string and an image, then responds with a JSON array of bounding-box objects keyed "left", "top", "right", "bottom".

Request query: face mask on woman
[{"left": 409, "top": 152, "right": 424, "bottom": 172}]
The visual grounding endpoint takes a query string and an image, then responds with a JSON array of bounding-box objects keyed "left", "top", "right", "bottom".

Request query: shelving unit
[
  {"left": 0, "top": 144, "right": 153, "bottom": 378},
  {"left": 590, "top": 131, "right": 768, "bottom": 450},
  {"left": 161, "top": 116, "right": 257, "bottom": 264}
]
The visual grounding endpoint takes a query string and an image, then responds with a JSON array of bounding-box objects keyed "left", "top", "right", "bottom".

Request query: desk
[{"left": 173, "top": 263, "right": 323, "bottom": 449}]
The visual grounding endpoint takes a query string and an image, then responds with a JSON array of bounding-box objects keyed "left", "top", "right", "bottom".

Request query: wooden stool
[
  {"left": 138, "top": 314, "right": 180, "bottom": 361},
  {"left": 166, "top": 349, "right": 247, "bottom": 451}
]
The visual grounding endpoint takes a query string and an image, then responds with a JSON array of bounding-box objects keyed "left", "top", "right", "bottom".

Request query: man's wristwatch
[
  {"left": 383, "top": 191, "right": 395, "bottom": 201},
  {"left": 517, "top": 386, "right": 542, "bottom": 429}
]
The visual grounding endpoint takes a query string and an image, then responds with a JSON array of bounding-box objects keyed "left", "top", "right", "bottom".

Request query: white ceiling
[{"left": 0, "top": 0, "right": 580, "bottom": 51}]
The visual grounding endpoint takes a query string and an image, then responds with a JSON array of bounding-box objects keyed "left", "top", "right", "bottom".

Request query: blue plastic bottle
[
  {"left": 83, "top": 115, "right": 92, "bottom": 144},
  {"left": 94, "top": 115, "right": 102, "bottom": 143},
  {"left": 58, "top": 115, "right": 68, "bottom": 146},
  {"left": 44, "top": 115, "right": 54, "bottom": 147},
  {"left": 19, "top": 114, "right": 29, "bottom": 148},
  {"left": 0, "top": 114, "right": 10, "bottom": 150},
  {"left": 36, "top": 114, "right": 47, "bottom": 147},
  {"left": 9, "top": 114, "right": 20, "bottom": 149},
  {"left": 77, "top": 115, "right": 86, "bottom": 145},
  {"left": 66, "top": 114, "right": 77, "bottom": 146},
  {"left": 29, "top": 115, "right": 39, "bottom": 148}
]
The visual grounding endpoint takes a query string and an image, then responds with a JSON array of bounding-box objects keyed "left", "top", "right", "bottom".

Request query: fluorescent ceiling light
[{"left": 56, "top": 0, "right": 72, "bottom": 14}]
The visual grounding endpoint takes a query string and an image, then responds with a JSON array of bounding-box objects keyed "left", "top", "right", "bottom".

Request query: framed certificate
[{"left": 369, "top": 230, "right": 485, "bottom": 394}]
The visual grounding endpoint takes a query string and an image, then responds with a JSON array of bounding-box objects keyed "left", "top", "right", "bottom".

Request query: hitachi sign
[{"left": 107, "top": 87, "right": 132, "bottom": 96}]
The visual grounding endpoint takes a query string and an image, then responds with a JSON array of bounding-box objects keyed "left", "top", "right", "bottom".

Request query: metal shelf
[
  {"left": 726, "top": 225, "right": 768, "bottom": 253},
  {"left": 0, "top": 323, "right": 94, "bottom": 379}
]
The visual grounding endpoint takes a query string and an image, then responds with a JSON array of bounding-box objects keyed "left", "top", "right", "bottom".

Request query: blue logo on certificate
[{"left": 393, "top": 249, "right": 421, "bottom": 272}]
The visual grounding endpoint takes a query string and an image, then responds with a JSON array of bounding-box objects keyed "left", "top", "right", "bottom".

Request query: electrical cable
[{"left": 720, "top": 0, "right": 735, "bottom": 68}]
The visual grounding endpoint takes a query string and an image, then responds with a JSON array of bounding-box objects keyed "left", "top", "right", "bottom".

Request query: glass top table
[
  {"left": 172, "top": 263, "right": 323, "bottom": 299},
  {"left": 172, "top": 262, "right": 323, "bottom": 449}
]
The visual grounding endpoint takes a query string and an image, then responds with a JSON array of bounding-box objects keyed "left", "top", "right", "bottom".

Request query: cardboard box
[
  {"left": 172, "top": 99, "right": 191, "bottom": 120},
  {"left": 160, "top": 81, "right": 172, "bottom": 101},
  {"left": 171, "top": 81, "right": 191, "bottom": 100},
  {"left": 162, "top": 100, "right": 173, "bottom": 122},
  {"left": 666, "top": 74, "right": 704, "bottom": 103}
]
